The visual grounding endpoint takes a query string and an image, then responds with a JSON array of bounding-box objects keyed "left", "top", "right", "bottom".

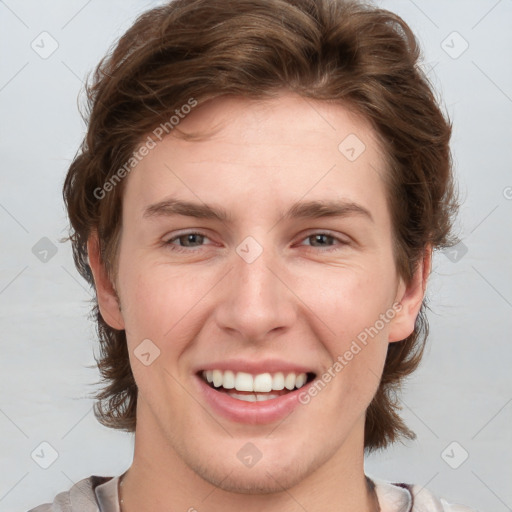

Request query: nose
[{"left": 214, "top": 237, "right": 297, "bottom": 343}]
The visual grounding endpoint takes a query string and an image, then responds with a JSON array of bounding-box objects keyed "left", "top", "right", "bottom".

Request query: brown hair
[{"left": 63, "top": 0, "right": 458, "bottom": 453}]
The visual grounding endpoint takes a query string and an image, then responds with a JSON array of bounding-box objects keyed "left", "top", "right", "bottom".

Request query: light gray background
[{"left": 1, "top": 0, "right": 511, "bottom": 510}]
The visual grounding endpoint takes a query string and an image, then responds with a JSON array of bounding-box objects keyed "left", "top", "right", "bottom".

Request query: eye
[
  {"left": 163, "top": 231, "right": 212, "bottom": 252},
  {"left": 298, "top": 232, "right": 348, "bottom": 252},
  {"left": 162, "top": 230, "right": 349, "bottom": 254}
]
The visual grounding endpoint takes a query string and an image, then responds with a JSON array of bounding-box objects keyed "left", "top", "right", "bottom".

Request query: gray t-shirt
[{"left": 27, "top": 473, "right": 476, "bottom": 511}]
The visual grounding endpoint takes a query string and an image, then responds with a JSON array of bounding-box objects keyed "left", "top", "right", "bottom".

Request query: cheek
[
  {"left": 118, "top": 265, "right": 204, "bottom": 408},
  {"left": 118, "top": 262, "right": 212, "bottom": 350},
  {"left": 308, "top": 260, "right": 397, "bottom": 399},
  {"left": 321, "top": 323, "right": 390, "bottom": 419},
  {"left": 317, "top": 263, "right": 396, "bottom": 338}
]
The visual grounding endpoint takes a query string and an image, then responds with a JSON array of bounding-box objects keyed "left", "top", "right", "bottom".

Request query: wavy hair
[{"left": 63, "top": 0, "right": 459, "bottom": 453}]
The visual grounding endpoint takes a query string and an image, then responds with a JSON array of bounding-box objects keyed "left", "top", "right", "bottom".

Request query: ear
[
  {"left": 388, "top": 245, "right": 432, "bottom": 343},
  {"left": 87, "top": 231, "right": 125, "bottom": 331}
]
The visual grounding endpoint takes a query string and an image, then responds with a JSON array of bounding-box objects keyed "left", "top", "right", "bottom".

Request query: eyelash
[{"left": 162, "top": 231, "right": 348, "bottom": 254}]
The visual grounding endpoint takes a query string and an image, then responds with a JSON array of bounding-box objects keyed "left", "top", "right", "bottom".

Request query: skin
[{"left": 88, "top": 91, "right": 430, "bottom": 512}]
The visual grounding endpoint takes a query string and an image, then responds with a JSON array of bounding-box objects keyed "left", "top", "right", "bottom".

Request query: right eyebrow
[{"left": 143, "top": 198, "right": 230, "bottom": 222}]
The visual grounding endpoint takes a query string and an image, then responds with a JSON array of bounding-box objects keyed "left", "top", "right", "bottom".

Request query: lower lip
[{"left": 194, "top": 374, "right": 314, "bottom": 424}]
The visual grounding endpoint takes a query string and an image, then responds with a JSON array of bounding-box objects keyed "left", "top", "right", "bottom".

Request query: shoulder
[
  {"left": 408, "top": 482, "right": 478, "bottom": 512},
  {"left": 369, "top": 474, "right": 478, "bottom": 512},
  {"left": 27, "top": 475, "right": 112, "bottom": 512}
]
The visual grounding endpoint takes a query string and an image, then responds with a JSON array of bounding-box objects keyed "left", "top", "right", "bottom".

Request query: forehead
[{"left": 123, "top": 92, "right": 388, "bottom": 221}]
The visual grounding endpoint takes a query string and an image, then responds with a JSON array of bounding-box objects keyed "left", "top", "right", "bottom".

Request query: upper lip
[{"left": 194, "top": 358, "right": 317, "bottom": 376}]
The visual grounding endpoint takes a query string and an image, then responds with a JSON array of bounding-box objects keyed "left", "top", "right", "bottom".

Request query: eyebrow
[{"left": 143, "top": 197, "right": 373, "bottom": 223}]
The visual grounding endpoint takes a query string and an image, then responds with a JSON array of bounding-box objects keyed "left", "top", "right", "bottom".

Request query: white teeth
[
  {"left": 253, "top": 373, "right": 272, "bottom": 392},
  {"left": 228, "top": 392, "right": 281, "bottom": 402},
  {"left": 284, "top": 372, "right": 296, "bottom": 390},
  {"left": 202, "top": 369, "right": 310, "bottom": 392},
  {"left": 295, "top": 373, "right": 307, "bottom": 388},
  {"left": 222, "top": 370, "right": 235, "bottom": 389},
  {"left": 235, "top": 372, "right": 253, "bottom": 392},
  {"left": 256, "top": 393, "right": 280, "bottom": 401},
  {"left": 272, "top": 372, "right": 285, "bottom": 390},
  {"left": 229, "top": 393, "right": 257, "bottom": 402},
  {"left": 212, "top": 369, "right": 223, "bottom": 387}
]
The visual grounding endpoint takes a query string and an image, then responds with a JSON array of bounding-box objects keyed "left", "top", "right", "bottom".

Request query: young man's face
[{"left": 91, "top": 92, "right": 425, "bottom": 495}]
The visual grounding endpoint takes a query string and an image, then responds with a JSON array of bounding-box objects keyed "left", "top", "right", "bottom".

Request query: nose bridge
[{"left": 215, "top": 235, "right": 295, "bottom": 340}]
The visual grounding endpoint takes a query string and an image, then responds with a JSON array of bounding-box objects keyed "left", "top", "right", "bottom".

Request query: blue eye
[
  {"left": 163, "top": 231, "right": 347, "bottom": 253},
  {"left": 164, "top": 232, "right": 210, "bottom": 252}
]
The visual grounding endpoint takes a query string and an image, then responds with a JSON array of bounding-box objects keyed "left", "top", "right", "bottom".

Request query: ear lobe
[
  {"left": 388, "top": 245, "right": 432, "bottom": 343},
  {"left": 87, "top": 231, "right": 125, "bottom": 331}
]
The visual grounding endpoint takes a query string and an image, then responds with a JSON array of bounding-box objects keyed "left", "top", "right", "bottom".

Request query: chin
[
  {"left": 195, "top": 460, "right": 310, "bottom": 495},
  {"left": 182, "top": 439, "right": 326, "bottom": 496}
]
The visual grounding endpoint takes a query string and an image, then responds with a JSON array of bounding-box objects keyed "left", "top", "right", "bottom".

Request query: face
[{"left": 90, "top": 92, "right": 425, "bottom": 495}]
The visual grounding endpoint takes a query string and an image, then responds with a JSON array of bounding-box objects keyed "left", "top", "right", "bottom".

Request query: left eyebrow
[
  {"left": 283, "top": 199, "right": 374, "bottom": 223},
  {"left": 142, "top": 197, "right": 373, "bottom": 223}
]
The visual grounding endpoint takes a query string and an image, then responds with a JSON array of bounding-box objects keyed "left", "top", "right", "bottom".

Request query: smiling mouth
[{"left": 198, "top": 370, "right": 316, "bottom": 402}]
